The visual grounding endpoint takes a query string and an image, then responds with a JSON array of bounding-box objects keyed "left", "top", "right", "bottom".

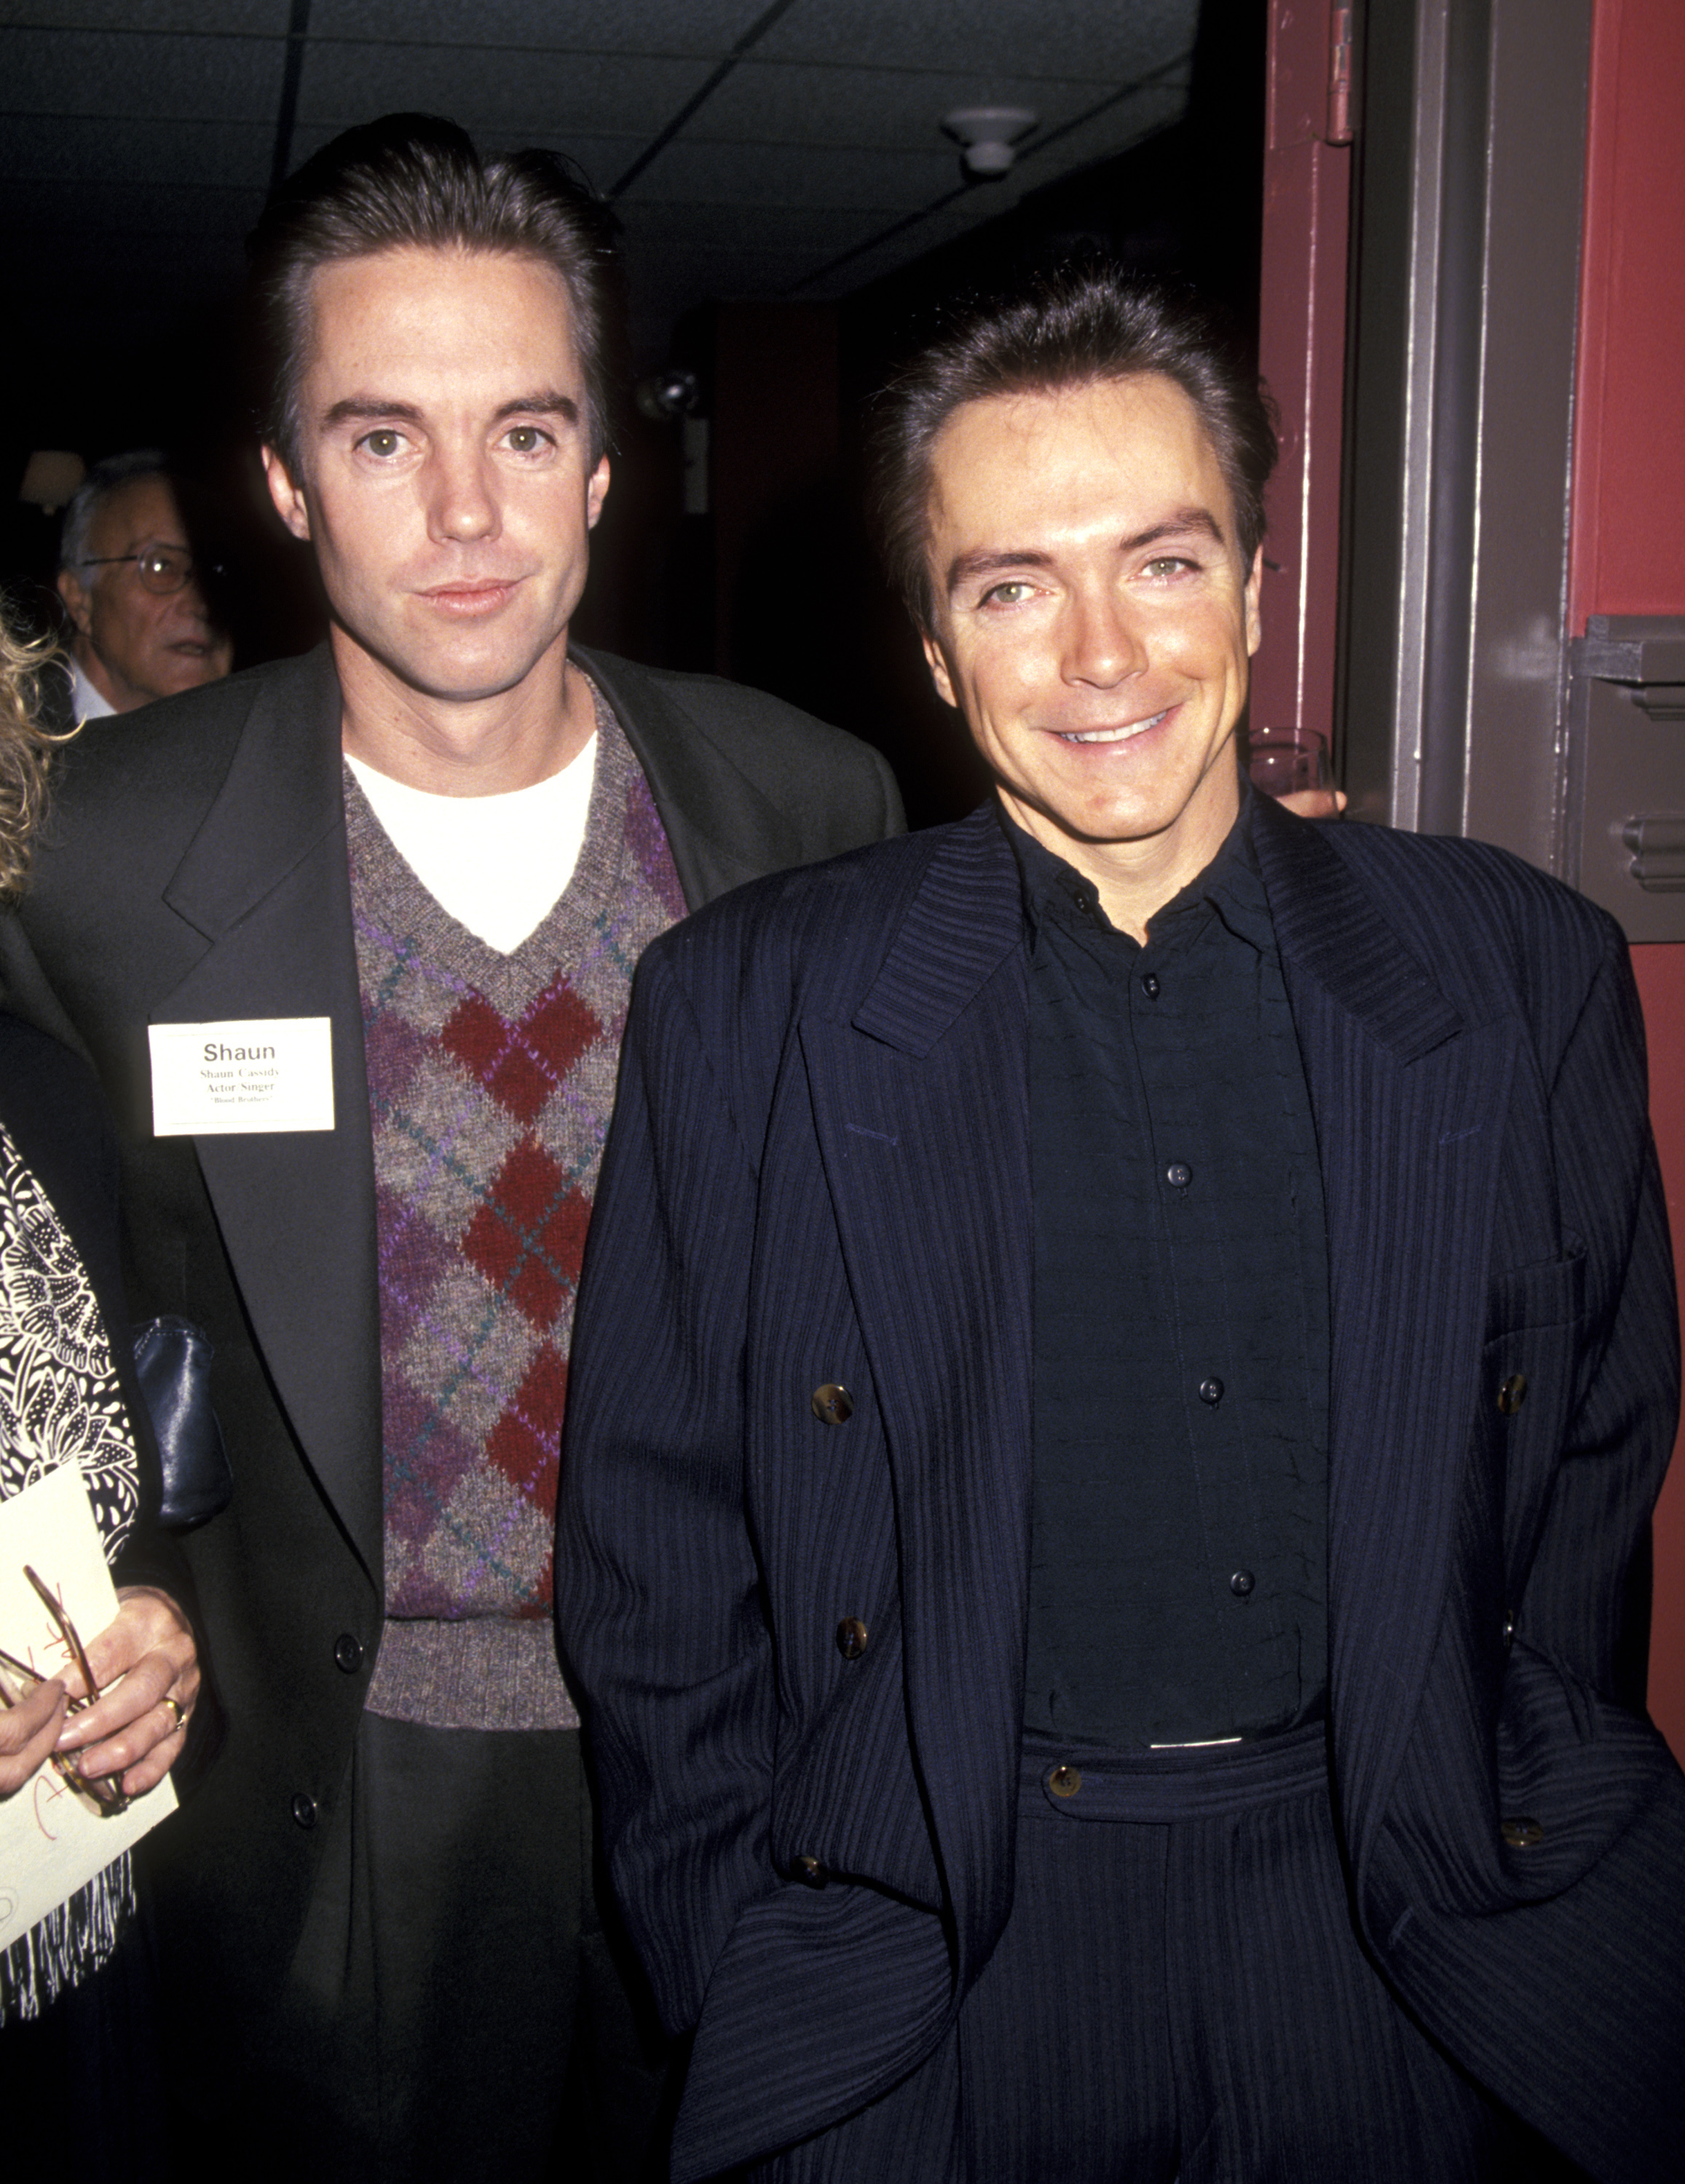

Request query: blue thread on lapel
[
  {"left": 1440, "top": 1123, "right": 1485, "bottom": 1145},
  {"left": 845, "top": 1123, "right": 899, "bottom": 1146}
]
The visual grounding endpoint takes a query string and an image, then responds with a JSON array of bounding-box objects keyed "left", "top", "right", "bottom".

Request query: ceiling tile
[
  {"left": 282, "top": 121, "right": 650, "bottom": 200},
  {"left": 2, "top": 26, "right": 285, "bottom": 119},
  {"left": 0, "top": 115, "right": 277, "bottom": 187},
  {"left": 759, "top": 0, "right": 1198, "bottom": 81},
  {"left": 309, "top": 1, "right": 768, "bottom": 56},
  {"left": 615, "top": 199, "right": 887, "bottom": 258},
  {"left": 693, "top": 60, "right": 1104, "bottom": 152},
  {"left": 622, "top": 138, "right": 955, "bottom": 211},
  {"left": 1, "top": 178, "right": 264, "bottom": 237},
  {"left": 0, "top": 4, "right": 288, "bottom": 28},
  {"left": 293, "top": 40, "right": 713, "bottom": 137}
]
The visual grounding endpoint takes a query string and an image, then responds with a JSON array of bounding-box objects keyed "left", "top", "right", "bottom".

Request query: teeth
[{"left": 1062, "top": 710, "right": 1167, "bottom": 745}]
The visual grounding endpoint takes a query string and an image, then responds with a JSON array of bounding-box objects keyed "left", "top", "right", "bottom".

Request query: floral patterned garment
[{"left": 0, "top": 1114, "right": 142, "bottom": 2019}]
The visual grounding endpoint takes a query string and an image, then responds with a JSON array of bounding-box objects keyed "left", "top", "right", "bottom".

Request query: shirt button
[
  {"left": 1199, "top": 1377, "right": 1224, "bottom": 1406},
  {"left": 334, "top": 1634, "right": 363, "bottom": 1674},
  {"left": 291, "top": 1792, "right": 317, "bottom": 1830},
  {"left": 1048, "top": 1764, "right": 1082, "bottom": 1798},
  {"left": 1165, "top": 1161, "right": 1193, "bottom": 1189},
  {"left": 1229, "top": 1570, "right": 1255, "bottom": 1597},
  {"left": 1140, "top": 972, "right": 1161, "bottom": 999},
  {"left": 811, "top": 1383, "right": 853, "bottom": 1424},
  {"left": 1071, "top": 890, "right": 1092, "bottom": 915}
]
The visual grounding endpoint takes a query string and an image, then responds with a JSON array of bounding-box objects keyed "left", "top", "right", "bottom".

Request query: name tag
[{"left": 148, "top": 1017, "right": 335, "bottom": 1136}]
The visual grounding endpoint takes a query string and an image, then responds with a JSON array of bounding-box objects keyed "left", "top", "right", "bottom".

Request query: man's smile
[{"left": 1057, "top": 706, "right": 1173, "bottom": 745}]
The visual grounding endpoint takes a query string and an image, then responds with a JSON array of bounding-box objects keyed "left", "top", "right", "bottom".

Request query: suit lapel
[
  {"left": 800, "top": 810, "right": 1031, "bottom": 1978},
  {"left": 575, "top": 645, "right": 805, "bottom": 909},
  {"left": 1252, "top": 801, "right": 1512, "bottom": 1853},
  {"left": 155, "top": 647, "right": 382, "bottom": 1578}
]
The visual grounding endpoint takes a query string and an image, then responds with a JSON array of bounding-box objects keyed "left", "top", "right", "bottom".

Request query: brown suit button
[
  {"left": 1500, "top": 1815, "right": 1544, "bottom": 1848},
  {"left": 1497, "top": 1374, "right": 1528, "bottom": 1415},
  {"left": 1048, "top": 1764, "right": 1082, "bottom": 1799},
  {"left": 812, "top": 1384, "right": 853, "bottom": 1425},
  {"left": 794, "top": 1855, "right": 828, "bottom": 1886},
  {"left": 836, "top": 1618, "right": 869, "bottom": 1659}
]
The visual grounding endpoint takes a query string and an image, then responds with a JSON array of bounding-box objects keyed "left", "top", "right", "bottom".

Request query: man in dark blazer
[
  {"left": 559, "top": 270, "right": 1685, "bottom": 2183},
  {"left": 13, "top": 118, "right": 900, "bottom": 2180}
]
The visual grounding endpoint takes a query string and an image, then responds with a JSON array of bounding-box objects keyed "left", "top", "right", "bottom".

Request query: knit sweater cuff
[{"left": 364, "top": 1617, "right": 580, "bottom": 1731}]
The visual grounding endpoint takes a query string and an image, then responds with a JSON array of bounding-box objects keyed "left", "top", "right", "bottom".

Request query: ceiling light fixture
[{"left": 942, "top": 107, "right": 1039, "bottom": 180}]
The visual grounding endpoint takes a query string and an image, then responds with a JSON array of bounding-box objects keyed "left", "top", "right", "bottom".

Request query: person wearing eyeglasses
[{"left": 52, "top": 451, "right": 232, "bottom": 724}]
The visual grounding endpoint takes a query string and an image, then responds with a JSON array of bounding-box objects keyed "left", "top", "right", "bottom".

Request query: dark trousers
[
  {"left": 751, "top": 1725, "right": 1578, "bottom": 2183},
  {"left": 194, "top": 1715, "right": 668, "bottom": 2184}
]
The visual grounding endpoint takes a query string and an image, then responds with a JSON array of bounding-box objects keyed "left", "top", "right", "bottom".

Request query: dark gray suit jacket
[
  {"left": 9, "top": 638, "right": 903, "bottom": 2105},
  {"left": 560, "top": 795, "right": 1684, "bottom": 2184}
]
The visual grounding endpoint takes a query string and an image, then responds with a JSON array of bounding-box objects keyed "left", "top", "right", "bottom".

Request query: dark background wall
[{"left": 1, "top": 0, "right": 1263, "bottom": 828}]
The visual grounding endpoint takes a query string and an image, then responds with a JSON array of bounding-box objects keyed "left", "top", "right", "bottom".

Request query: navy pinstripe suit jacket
[{"left": 558, "top": 794, "right": 1685, "bottom": 2184}]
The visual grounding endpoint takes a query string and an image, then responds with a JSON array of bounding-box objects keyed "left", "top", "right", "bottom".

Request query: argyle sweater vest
[{"left": 347, "top": 689, "right": 684, "bottom": 1730}]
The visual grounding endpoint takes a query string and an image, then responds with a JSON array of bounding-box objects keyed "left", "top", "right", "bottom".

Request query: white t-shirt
[{"left": 344, "top": 734, "right": 598, "bottom": 955}]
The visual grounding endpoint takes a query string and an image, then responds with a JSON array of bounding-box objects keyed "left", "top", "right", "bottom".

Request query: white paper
[
  {"left": 0, "top": 1463, "right": 177, "bottom": 1949},
  {"left": 149, "top": 1016, "right": 334, "bottom": 1136}
]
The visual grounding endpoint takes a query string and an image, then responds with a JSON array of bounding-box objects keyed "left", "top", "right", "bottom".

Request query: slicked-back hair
[
  {"left": 248, "top": 112, "right": 622, "bottom": 472},
  {"left": 867, "top": 268, "right": 1279, "bottom": 631}
]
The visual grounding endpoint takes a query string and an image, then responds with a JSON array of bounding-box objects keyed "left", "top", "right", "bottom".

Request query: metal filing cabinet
[{"left": 1568, "top": 615, "right": 1685, "bottom": 941}]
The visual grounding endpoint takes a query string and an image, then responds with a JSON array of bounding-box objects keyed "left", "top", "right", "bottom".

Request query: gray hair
[{"left": 58, "top": 448, "right": 172, "bottom": 574}]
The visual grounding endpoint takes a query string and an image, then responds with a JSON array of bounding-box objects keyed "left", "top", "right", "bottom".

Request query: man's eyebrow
[
  {"left": 319, "top": 391, "right": 581, "bottom": 430},
  {"left": 943, "top": 508, "right": 1229, "bottom": 598}
]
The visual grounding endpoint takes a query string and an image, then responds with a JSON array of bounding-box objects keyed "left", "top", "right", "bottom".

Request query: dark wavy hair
[
  {"left": 247, "top": 112, "right": 623, "bottom": 470},
  {"left": 866, "top": 267, "right": 1279, "bottom": 630}
]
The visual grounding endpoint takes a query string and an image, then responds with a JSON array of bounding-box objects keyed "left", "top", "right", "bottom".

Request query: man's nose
[
  {"left": 1062, "top": 585, "right": 1148, "bottom": 687},
  {"left": 428, "top": 449, "right": 500, "bottom": 544}
]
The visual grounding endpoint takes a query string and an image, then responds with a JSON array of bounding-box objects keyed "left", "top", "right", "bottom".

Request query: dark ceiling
[{"left": 1, "top": 0, "right": 1200, "bottom": 371}]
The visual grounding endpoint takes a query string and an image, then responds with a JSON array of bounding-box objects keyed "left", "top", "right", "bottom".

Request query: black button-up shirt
[{"left": 1012, "top": 794, "right": 1330, "bottom": 1749}]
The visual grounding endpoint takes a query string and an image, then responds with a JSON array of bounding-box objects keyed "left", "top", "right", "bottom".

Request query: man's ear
[
  {"left": 55, "top": 566, "right": 93, "bottom": 640},
  {"left": 920, "top": 627, "right": 960, "bottom": 711},
  {"left": 586, "top": 453, "right": 610, "bottom": 531},
  {"left": 1244, "top": 544, "right": 1263, "bottom": 659},
  {"left": 261, "top": 444, "right": 312, "bottom": 542}
]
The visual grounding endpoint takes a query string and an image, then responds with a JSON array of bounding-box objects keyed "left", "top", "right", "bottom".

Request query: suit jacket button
[
  {"left": 1048, "top": 1764, "right": 1082, "bottom": 1799},
  {"left": 1497, "top": 1373, "right": 1528, "bottom": 1415},
  {"left": 794, "top": 1855, "right": 828, "bottom": 1886},
  {"left": 836, "top": 1618, "right": 869, "bottom": 1658},
  {"left": 1500, "top": 1815, "right": 1544, "bottom": 1848},
  {"left": 334, "top": 1634, "right": 363, "bottom": 1674},
  {"left": 812, "top": 1384, "right": 853, "bottom": 1425},
  {"left": 291, "top": 1793, "right": 317, "bottom": 1830}
]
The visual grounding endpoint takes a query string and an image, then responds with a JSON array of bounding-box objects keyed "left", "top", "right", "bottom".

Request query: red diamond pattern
[
  {"left": 486, "top": 1343, "right": 569, "bottom": 1505},
  {"left": 443, "top": 980, "right": 601, "bottom": 1125},
  {"left": 462, "top": 1141, "right": 591, "bottom": 1330}
]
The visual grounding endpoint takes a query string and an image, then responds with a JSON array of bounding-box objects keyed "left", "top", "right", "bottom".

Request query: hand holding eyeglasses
[{"left": 0, "top": 1579, "right": 198, "bottom": 1805}]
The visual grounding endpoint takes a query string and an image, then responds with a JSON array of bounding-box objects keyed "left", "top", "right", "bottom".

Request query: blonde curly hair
[{"left": 0, "top": 612, "right": 71, "bottom": 899}]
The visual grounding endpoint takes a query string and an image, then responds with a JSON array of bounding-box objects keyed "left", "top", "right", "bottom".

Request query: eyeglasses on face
[
  {"left": 0, "top": 1564, "right": 130, "bottom": 1816},
  {"left": 76, "top": 545, "right": 224, "bottom": 597}
]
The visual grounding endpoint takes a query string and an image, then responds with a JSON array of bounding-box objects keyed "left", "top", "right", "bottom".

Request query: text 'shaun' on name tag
[{"left": 149, "top": 1017, "right": 334, "bottom": 1136}]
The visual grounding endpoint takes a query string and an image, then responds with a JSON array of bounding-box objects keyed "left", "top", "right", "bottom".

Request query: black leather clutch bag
[{"left": 132, "top": 1315, "right": 232, "bottom": 1530}]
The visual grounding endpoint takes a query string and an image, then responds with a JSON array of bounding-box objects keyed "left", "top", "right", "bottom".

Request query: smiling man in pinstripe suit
[{"left": 559, "top": 269, "right": 1685, "bottom": 2183}]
